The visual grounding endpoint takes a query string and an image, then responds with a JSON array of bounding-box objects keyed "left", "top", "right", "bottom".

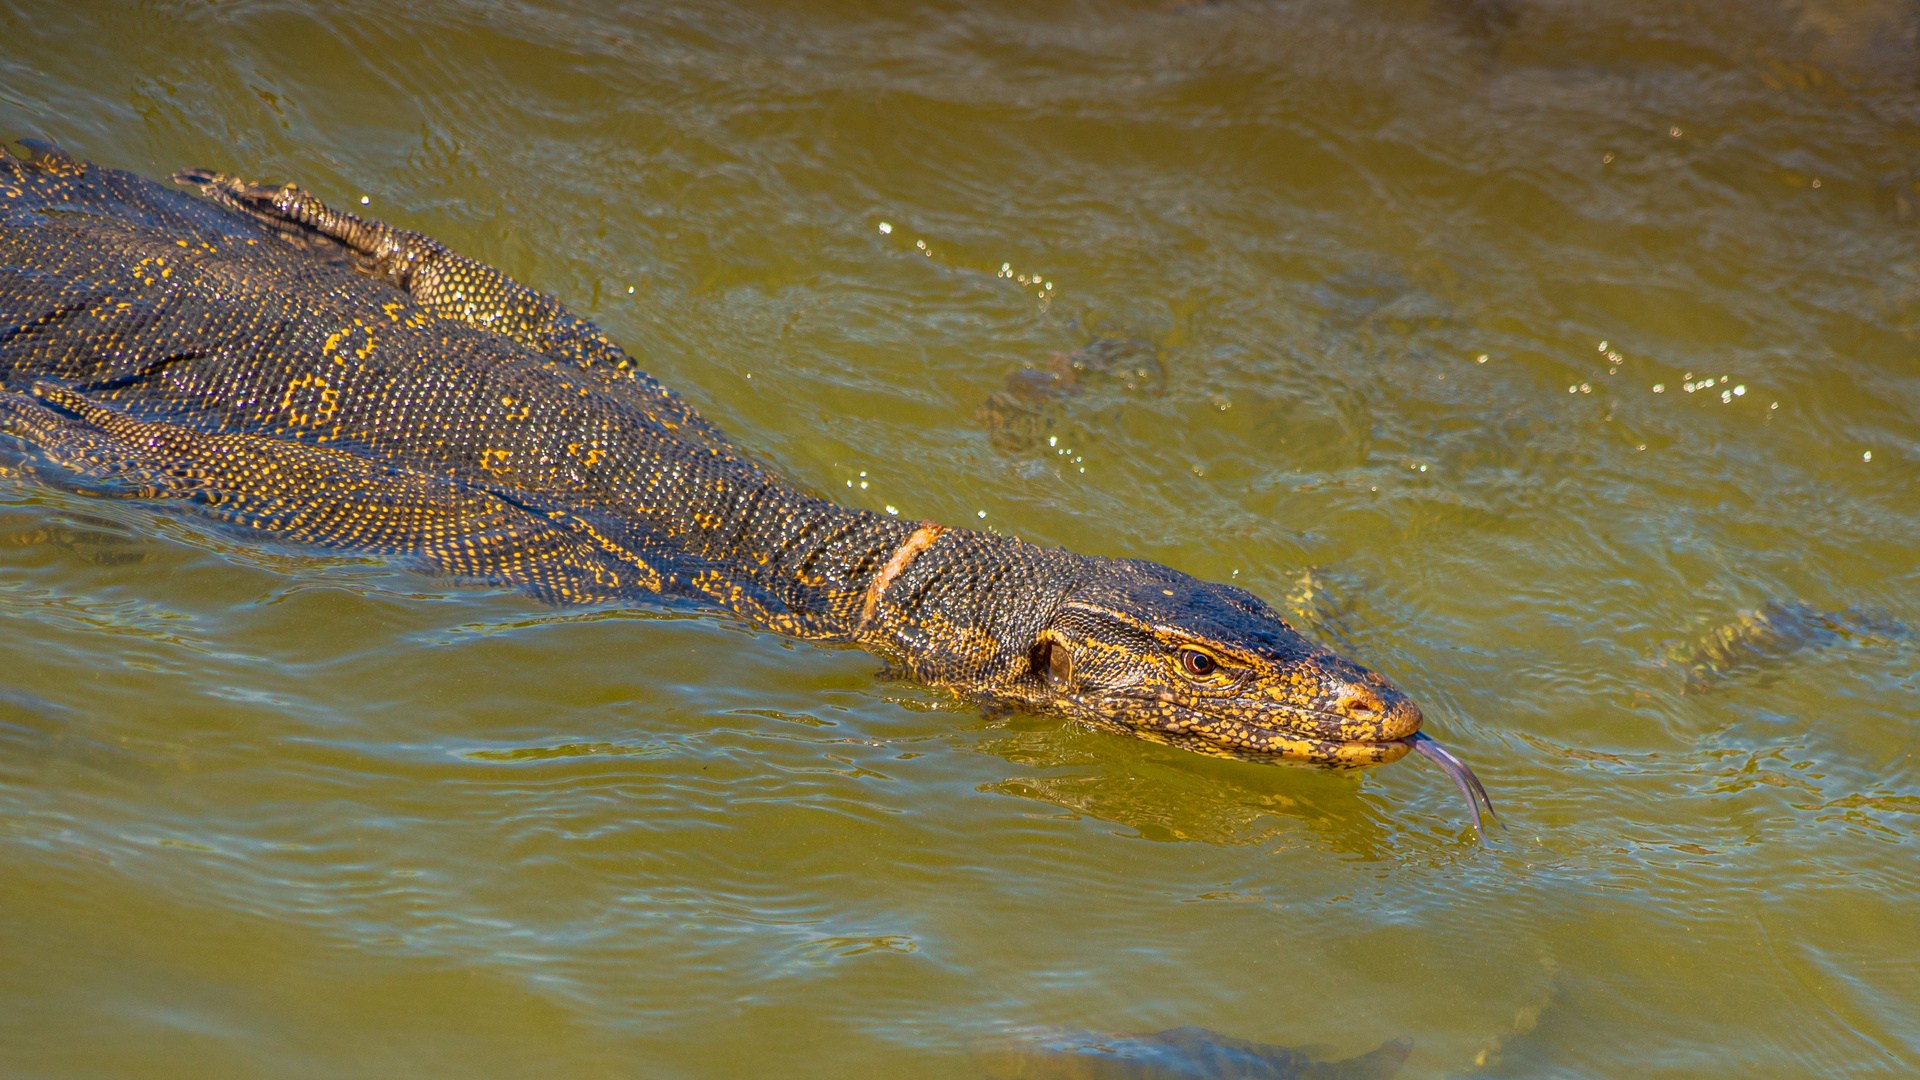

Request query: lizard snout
[{"left": 1326, "top": 677, "right": 1423, "bottom": 743}]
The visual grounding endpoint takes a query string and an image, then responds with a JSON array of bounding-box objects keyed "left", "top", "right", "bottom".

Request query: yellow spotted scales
[{"left": 0, "top": 141, "right": 1495, "bottom": 830}]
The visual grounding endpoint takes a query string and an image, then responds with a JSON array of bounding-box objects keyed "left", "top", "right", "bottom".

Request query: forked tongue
[{"left": 1407, "top": 732, "right": 1501, "bottom": 842}]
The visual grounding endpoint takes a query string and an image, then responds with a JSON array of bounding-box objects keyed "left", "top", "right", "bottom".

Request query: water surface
[{"left": 2, "top": 1, "right": 1917, "bottom": 1077}]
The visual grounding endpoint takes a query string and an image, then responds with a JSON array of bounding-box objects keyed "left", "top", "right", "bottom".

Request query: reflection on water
[
  {"left": 0, "top": 512, "right": 155, "bottom": 567},
  {"left": 976, "top": 1026, "right": 1412, "bottom": 1080},
  {"left": 4, "top": 0, "right": 1920, "bottom": 1077},
  {"left": 980, "top": 741, "right": 1372, "bottom": 850}
]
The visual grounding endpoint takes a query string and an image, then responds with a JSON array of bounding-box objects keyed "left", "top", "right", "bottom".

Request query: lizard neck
[{"left": 849, "top": 525, "right": 1080, "bottom": 686}]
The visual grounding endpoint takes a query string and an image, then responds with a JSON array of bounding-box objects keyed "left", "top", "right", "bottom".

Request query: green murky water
[{"left": 3, "top": 2, "right": 1917, "bottom": 1076}]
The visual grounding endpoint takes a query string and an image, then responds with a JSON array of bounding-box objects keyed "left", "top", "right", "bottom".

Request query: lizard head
[
  {"left": 1010, "top": 555, "right": 1501, "bottom": 837},
  {"left": 1022, "top": 558, "right": 1421, "bottom": 767}
]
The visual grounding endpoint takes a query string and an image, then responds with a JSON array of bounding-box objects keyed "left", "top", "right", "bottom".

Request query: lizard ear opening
[{"left": 1031, "top": 631, "right": 1073, "bottom": 687}]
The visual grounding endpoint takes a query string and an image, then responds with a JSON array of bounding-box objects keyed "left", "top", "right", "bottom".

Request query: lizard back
[{"left": 0, "top": 141, "right": 919, "bottom": 634}]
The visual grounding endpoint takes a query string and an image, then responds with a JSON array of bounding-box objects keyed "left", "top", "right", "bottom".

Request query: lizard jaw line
[{"left": 1054, "top": 691, "right": 1421, "bottom": 764}]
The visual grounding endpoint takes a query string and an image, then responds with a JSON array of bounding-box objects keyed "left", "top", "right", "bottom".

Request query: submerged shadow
[{"left": 1664, "top": 600, "right": 1908, "bottom": 693}]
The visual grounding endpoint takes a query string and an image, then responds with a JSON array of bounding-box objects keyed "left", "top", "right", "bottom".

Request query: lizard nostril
[{"left": 1334, "top": 686, "right": 1424, "bottom": 741}]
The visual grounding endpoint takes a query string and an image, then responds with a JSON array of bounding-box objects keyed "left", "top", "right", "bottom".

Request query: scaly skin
[{"left": 0, "top": 141, "right": 1444, "bottom": 778}]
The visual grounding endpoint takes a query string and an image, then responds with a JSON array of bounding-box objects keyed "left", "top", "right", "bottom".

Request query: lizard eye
[
  {"left": 1180, "top": 650, "right": 1218, "bottom": 678},
  {"left": 1033, "top": 633, "right": 1074, "bottom": 687}
]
